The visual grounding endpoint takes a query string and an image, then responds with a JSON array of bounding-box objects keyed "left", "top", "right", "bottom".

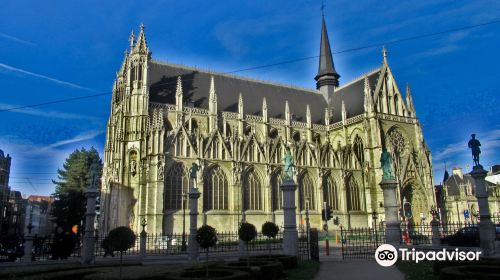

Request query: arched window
[
  {"left": 323, "top": 177, "right": 339, "bottom": 210},
  {"left": 271, "top": 171, "right": 283, "bottom": 211},
  {"left": 299, "top": 173, "right": 315, "bottom": 211},
  {"left": 353, "top": 136, "right": 364, "bottom": 164},
  {"left": 346, "top": 175, "right": 361, "bottom": 211},
  {"left": 164, "top": 163, "right": 188, "bottom": 210},
  {"left": 203, "top": 166, "right": 228, "bottom": 211},
  {"left": 243, "top": 170, "right": 262, "bottom": 210}
]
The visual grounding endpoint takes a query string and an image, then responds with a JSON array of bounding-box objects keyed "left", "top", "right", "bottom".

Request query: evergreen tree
[{"left": 51, "top": 147, "right": 102, "bottom": 232}]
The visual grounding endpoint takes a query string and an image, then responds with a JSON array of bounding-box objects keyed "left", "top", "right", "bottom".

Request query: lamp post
[
  {"left": 181, "top": 192, "right": 187, "bottom": 251},
  {"left": 372, "top": 211, "right": 378, "bottom": 246}
]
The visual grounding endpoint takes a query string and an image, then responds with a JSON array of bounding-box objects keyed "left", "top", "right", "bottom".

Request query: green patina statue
[
  {"left": 282, "top": 147, "right": 295, "bottom": 180},
  {"left": 380, "top": 148, "right": 395, "bottom": 180}
]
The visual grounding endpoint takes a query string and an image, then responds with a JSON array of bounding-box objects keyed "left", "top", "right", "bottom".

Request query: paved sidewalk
[{"left": 314, "top": 259, "right": 404, "bottom": 280}]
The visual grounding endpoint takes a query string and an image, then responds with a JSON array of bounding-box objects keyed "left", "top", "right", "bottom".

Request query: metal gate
[{"left": 340, "top": 226, "right": 385, "bottom": 259}]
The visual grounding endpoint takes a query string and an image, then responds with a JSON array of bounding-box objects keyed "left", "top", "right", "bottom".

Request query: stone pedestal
[
  {"left": 23, "top": 234, "right": 33, "bottom": 262},
  {"left": 430, "top": 218, "right": 440, "bottom": 246},
  {"left": 82, "top": 187, "right": 99, "bottom": 264},
  {"left": 471, "top": 166, "right": 496, "bottom": 257},
  {"left": 188, "top": 187, "right": 201, "bottom": 262},
  {"left": 140, "top": 230, "right": 147, "bottom": 260},
  {"left": 281, "top": 179, "right": 298, "bottom": 256},
  {"left": 380, "top": 179, "right": 401, "bottom": 246}
]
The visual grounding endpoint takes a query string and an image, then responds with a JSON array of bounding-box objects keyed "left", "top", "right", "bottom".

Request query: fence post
[
  {"left": 430, "top": 218, "right": 440, "bottom": 246},
  {"left": 23, "top": 223, "right": 34, "bottom": 262},
  {"left": 471, "top": 165, "right": 496, "bottom": 256},
  {"left": 140, "top": 219, "right": 147, "bottom": 260},
  {"left": 280, "top": 179, "right": 298, "bottom": 256},
  {"left": 188, "top": 186, "right": 201, "bottom": 262}
]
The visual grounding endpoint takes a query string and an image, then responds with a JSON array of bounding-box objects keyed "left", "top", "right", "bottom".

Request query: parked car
[{"left": 441, "top": 226, "right": 479, "bottom": 246}]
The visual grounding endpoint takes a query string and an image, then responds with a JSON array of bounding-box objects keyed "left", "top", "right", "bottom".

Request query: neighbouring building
[
  {"left": 100, "top": 17, "right": 435, "bottom": 235},
  {"left": 437, "top": 166, "right": 500, "bottom": 224},
  {"left": 24, "top": 195, "right": 55, "bottom": 237}
]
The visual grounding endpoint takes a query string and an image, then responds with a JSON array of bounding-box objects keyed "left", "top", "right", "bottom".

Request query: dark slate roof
[
  {"left": 148, "top": 61, "right": 328, "bottom": 123},
  {"left": 316, "top": 16, "right": 339, "bottom": 79},
  {"left": 444, "top": 174, "right": 475, "bottom": 196},
  {"left": 331, "top": 69, "right": 380, "bottom": 123}
]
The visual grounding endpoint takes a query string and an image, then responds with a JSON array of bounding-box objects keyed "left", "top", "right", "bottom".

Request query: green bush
[
  {"left": 196, "top": 225, "right": 218, "bottom": 249},
  {"left": 238, "top": 222, "right": 257, "bottom": 242},
  {"left": 440, "top": 265, "right": 500, "bottom": 280},
  {"left": 222, "top": 260, "right": 283, "bottom": 280},
  {"left": 107, "top": 226, "right": 137, "bottom": 279},
  {"left": 242, "top": 254, "right": 298, "bottom": 269},
  {"left": 165, "top": 269, "right": 249, "bottom": 280},
  {"left": 261, "top": 222, "right": 279, "bottom": 239}
]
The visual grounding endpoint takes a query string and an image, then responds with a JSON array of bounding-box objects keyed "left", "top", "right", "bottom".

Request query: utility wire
[{"left": 1, "top": 18, "right": 499, "bottom": 113}]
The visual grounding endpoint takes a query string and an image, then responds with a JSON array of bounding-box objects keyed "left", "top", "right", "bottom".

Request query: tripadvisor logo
[
  {"left": 375, "top": 244, "right": 398, "bottom": 267},
  {"left": 374, "top": 244, "right": 482, "bottom": 267}
]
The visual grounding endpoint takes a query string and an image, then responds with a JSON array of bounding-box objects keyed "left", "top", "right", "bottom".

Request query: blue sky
[{"left": 1, "top": 0, "right": 499, "bottom": 196}]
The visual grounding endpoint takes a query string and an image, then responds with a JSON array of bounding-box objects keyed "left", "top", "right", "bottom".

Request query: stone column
[
  {"left": 471, "top": 166, "right": 496, "bottom": 256},
  {"left": 188, "top": 186, "right": 201, "bottom": 262},
  {"left": 23, "top": 223, "right": 34, "bottom": 263},
  {"left": 380, "top": 179, "right": 401, "bottom": 246},
  {"left": 139, "top": 219, "right": 147, "bottom": 260},
  {"left": 82, "top": 187, "right": 99, "bottom": 264},
  {"left": 281, "top": 179, "right": 298, "bottom": 256},
  {"left": 430, "top": 218, "right": 440, "bottom": 246}
]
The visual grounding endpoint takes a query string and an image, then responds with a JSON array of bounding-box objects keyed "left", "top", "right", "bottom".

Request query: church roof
[
  {"left": 316, "top": 16, "right": 339, "bottom": 81},
  {"left": 148, "top": 61, "right": 328, "bottom": 123},
  {"left": 331, "top": 68, "right": 380, "bottom": 122}
]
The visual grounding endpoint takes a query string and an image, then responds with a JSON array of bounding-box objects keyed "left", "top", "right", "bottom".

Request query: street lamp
[
  {"left": 181, "top": 192, "right": 187, "bottom": 251},
  {"left": 372, "top": 211, "right": 379, "bottom": 246}
]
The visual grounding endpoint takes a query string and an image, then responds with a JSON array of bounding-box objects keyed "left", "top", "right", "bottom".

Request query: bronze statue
[
  {"left": 89, "top": 160, "right": 100, "bottom": 189},
  {"left": 380, "top": 148, "right": 395, "bottom": 180},
  {"left": 468, "top": 134, "right": 481, "bottom": 167},
  {"left": 189, "top": 163, "right": 199, "bottom": 187},
  {"left": 282, "top": 147, "right": 295, "bottom": 180}
]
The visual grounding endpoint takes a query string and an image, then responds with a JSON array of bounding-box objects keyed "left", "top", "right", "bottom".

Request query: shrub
[
  {"left": 107, "top": 226, "right": 136, "bottom": 279},
  {"left": 196, "top": 225, "right": 218, "bottom": 279},
  {"left": 261, "top": 222, "right": 279, "bottom": 239},
  {"left": 238, "top": 222, "right": 257, "bottom": 243}
]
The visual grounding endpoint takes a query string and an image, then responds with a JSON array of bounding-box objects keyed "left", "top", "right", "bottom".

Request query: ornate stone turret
[
  {"left": 208, "top": 76, "right": 218, "bottom": 132},
  {"left": 364, "top": 76, "right": 374, "bottom": 115},
  {"left": 341, "top": 100, "right": 347, "bottom": 125},
  {"left": 175, "top": 76, "right": 183, "bottom": 111},
  {"left": 262, "top": 97, "right": 268, "bottom": 122},
  {"left": 406, "top": 83, "right": 416, "bottom": 117},
  {"left": 315, "top": 15, "right": 340, "bottom": 103},
  {"left": 285, "top": 100, "right": 291, "bottom": 125},
  {"left": 324, "top": 108, "right": 330, "bottom": 126}
]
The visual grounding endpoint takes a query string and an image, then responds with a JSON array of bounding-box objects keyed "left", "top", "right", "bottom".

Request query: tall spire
[
  {"left": 315, "top": 15, "right": 340, "bottom": 103},
  {"left": 382, "top": 46, "right": 388, "bottom": 65},
  {"left": 406, "top": 83, "right": 415, "bottom": 117},
  {"left": 134, "top": 23, "right": 148, "bottom": 54},
  {"left": 175, "top": 76, "right": 183, "bottom": 110}
]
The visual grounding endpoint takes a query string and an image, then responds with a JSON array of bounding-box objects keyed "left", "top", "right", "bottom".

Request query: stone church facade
[{"left": 100, "top": 18, "right": 435, "bottom": 234}]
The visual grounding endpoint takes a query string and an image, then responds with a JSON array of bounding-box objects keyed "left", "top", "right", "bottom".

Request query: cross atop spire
[{"left": 315, "top": 15, "right": 340, "bottom": 89}]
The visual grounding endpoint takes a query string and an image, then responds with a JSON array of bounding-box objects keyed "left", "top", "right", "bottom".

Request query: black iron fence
[
  {"left": 340, "top": 226, "right": 385, "bottom": 259},
  {"left": 13, "top": 229, "right": 313, "bottom": 262}
]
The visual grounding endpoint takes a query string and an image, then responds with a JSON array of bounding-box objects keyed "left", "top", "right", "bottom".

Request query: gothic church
[{"left": 100, "top": 17, "right": 435, "bottom": 234}]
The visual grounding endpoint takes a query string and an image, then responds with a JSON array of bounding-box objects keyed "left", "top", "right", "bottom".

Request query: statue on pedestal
[
  {"left": 89, "top": 161, "right": 100, "bottom": 189},
  {"left": 282, "top": 147, "right": 295, "bottom": 181},
  {"left": 381, "top": 148, "right": 395, "bottom": 180},
  {"left": 189, "top": 163, "right": 199, "bottom": 188},
  {"left": 468, "top": 134, "right": 481, "bottom": 167}
]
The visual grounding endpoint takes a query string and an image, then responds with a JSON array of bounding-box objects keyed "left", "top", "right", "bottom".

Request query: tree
[
  {"left": 107, "top": 226, "right": 136, "bottom": 279},
  {"left": 262, "top": 221, "right": 279, "bottom": 256},
  {"left": 51, "top": 147, "right": 102, "bottom": 232},
  {"left": 239, "top": 222, "right": 257, "bottom": 266},
  {"left": 196, "top": 225, "right": 217, "bottom": 279}
]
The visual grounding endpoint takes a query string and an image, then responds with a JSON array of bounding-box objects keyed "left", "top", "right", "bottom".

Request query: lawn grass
[
  {"left": 396, "top": 261, "right": 437, "bottom": 280},
  {"left": 284, "top": 260, "right": 320, "bottom": 280}
]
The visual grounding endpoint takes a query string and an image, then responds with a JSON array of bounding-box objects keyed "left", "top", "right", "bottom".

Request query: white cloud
[
  {"left": 0, "top": 102, "right": 100, "bottom": 122},
  {"left": 40, "top": 130, "right": 104, "bottom": 151},
  {"left": 0, "top": 32, "right": 36, "bottom": 46},
  {"left": 434, "top": 130, "right": 500, "bottom": 162},
  {"left": 0, "top": 62, "right": 97, "bottom": 92}
]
